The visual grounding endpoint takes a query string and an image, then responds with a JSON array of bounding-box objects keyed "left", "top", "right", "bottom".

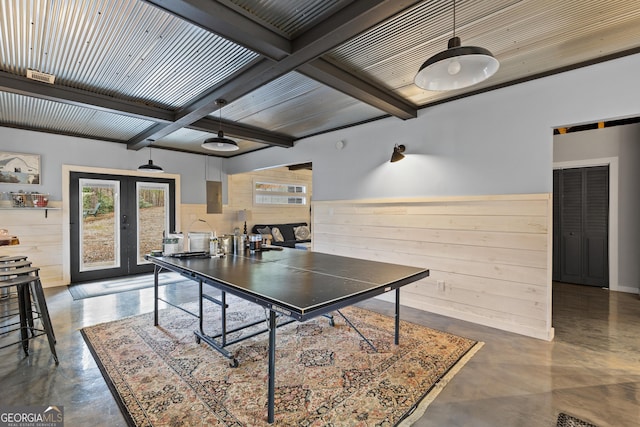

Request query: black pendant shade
[
  {"left": 202, "top": 99, "right": 239, "bottom": 152},
  {"left": 138, "top": 147, "right": 164, "bottom": 173},
  {"left": 138, "top": 159, "right": 164, "bottom": 173},
  {"left": 202, "top": 130, "right": 239, "bottom": 151},
  {"left": 414, "top": 1, "right": 499, "bottom": 91}
]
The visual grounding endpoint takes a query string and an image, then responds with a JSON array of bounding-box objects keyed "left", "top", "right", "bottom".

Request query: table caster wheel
[
  {"left": 195, "top": 336, "right": 201, "bottom": 344},
  {"left": 229, "top": 358, "right": 238, "bottom": 368}
]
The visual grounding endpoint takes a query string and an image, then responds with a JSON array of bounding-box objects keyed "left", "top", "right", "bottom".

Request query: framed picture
[{"left": 0, "top": 151, "right": 41, "bottom": 184}]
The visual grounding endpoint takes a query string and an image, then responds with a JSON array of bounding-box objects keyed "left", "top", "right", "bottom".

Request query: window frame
[{"left": 253, "top": 179, "right": 308, "bottom": 207}]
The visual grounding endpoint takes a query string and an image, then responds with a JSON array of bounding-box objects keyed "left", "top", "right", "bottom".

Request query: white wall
[
  {"left": 0, "top": 128, "right": 226, "bottom": 203},
  {"left": 554, "top": 123, "right": 640, "bottom": 293},
  {"left": 228, "top": 54, "right": 640, "bottom": 201},
  {"left": 5, "top": 54, "right": 636, "bottom": 205},
  {"left": 3, "top": 54, "right": 638, "bottom": 209}
]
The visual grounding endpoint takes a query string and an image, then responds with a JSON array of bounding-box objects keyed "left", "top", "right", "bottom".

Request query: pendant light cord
[
  {"left": 452, "top": 0, "right": 456, "bottom": 39},
  {"left": 216, "top": 99, "right": 226, "bottom": 135}
]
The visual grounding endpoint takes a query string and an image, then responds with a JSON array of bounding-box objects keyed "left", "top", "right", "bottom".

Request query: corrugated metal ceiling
[
  {"left": 1, "top": 0, "right": 259, "bottom": 110},
  {"left": 0, "top": 91, "right": 152, "bottom": 140},
  {"left": 222, "top": 0, "right": 352, "bottom": 38},
  {"left": 206, "top": 72, "right": 385, "bottom": 135},
  {"left": 1, "top": 0, "right": 639, "bottom": 158}
]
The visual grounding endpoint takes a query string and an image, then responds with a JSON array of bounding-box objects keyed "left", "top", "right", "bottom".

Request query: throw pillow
[
  {"left": 271, "top": 227, "right": 285, "bottom": 242},
  {"left": 256, "top": 226, "right": 271, "bottom": 236},
  {"left": 294, "top": 225, "right": 310, "bottom": 240}
]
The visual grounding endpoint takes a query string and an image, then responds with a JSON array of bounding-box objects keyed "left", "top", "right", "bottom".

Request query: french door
[{"left": 70, "top": 172, "right": 176, "bottom": 283}]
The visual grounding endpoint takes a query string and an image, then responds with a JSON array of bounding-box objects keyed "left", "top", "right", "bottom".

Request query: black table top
[{"left": 147, "top": 250, "right": 429, "bottom": 320}]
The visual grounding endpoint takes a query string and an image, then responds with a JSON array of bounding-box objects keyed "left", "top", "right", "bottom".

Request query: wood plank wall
[
  {"left": 1, "top": 202, "right": 64, "bottom": 286},
  {"left": 312, "top": 194, "right": 554, "bottom": 340},
  {"left": 179, "top": 167, "right": 312, "bottom": 237},
  {"left": 228, "top": 167, "right": 312, "bottom": 230}
]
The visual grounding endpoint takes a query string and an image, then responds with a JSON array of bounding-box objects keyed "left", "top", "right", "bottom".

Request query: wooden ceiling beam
[
  {"left": 0, "top": 72, "right": 174, "bottom": 123},
  {"left": 128, "top": 0, "right": 423, "bottom": 148}
]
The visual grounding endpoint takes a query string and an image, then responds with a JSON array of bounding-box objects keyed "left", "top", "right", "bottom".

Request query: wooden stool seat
[
  {"left": 0, "top": 260, "right": 32, "bottom": 269},
  {"left": 0, "top": 255, "right": 29, "bottom": 263},
  {"left": 0, "top": 266, "right": 39, "bottom": 278}
]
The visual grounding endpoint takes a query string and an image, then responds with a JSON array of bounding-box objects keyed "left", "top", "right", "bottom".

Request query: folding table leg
[
  {"left": 267, "top": 310, "right": 277, "bottom": 423},
  {"left": 198, "top": 280, "right": 204, "bottom": 334},
  {"left": 153, "top": 266, "right": 160, "bottom": 326},
  {"left": 336, "top": 310, "right": 377, "bottom": 352},
  {"left": 395, "top": 288, "right": 400, "bottom": 345}
]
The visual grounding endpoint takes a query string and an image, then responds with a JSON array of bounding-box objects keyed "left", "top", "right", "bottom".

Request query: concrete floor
[{"left": 1, "top": 282, "right": 638, "bottom": 426}]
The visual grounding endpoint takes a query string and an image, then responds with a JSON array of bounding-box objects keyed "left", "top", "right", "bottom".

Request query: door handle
[{"left": 122, "top": 214, "right": 128, "bottom": 229}]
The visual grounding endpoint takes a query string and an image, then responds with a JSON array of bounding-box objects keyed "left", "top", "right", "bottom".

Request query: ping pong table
[{"left": 146, "top": 249, "right": 429, "bottom": 423}]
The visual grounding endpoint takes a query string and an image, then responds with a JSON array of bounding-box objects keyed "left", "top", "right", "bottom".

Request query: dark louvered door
[
  {"left": 583, "top": 167, "right": 609, "bottom": 285},
  {"left": 560, "top": 169, "right": 584, "bottom": 283},
  {"left": 553, "top": 166, "right": 609, "bottom": 286},
  {"left": 552, "top": 169, "right": 561, "bottom": 281}
]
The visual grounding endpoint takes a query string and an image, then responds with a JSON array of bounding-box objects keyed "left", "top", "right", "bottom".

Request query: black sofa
[{"left": 251, "top": 222, "right": 311, "bottom": 248}]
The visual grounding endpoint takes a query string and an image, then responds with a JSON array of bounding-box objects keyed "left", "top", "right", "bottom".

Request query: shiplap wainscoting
[
  {"left": 1, "top": 202, "right": 64, "bottom": 286},
  {"left": 313, "top": 194, "right": 553, "bottom": 340}
]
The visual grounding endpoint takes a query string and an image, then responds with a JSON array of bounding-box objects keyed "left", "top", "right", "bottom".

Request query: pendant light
[
  {"left": 138, "top": 146, "right": 164, "bottom": 173},
  {"left": 201, "top": 99, "right": 239, "bottom": 152},
  {"left": 414, "top": 0, "right": 499, "bottom": 91}
]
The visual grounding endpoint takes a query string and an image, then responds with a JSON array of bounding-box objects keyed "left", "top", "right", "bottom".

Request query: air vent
[{"left": 26, "top": 69, "right": 55, "bottom": 84}]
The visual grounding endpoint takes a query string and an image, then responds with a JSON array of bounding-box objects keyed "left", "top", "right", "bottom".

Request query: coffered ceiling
[{"left": 1, "top": 0, "right": 639, "bottom": 157}]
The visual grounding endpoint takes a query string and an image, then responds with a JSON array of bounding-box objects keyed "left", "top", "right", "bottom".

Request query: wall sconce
[{"left": 390, "top": 144, "right": 406, "bottom": 163}]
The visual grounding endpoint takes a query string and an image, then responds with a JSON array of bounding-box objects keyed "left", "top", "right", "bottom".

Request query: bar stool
[
  {"left": 1, "top": 257, "right": 32, "bottom": 298},
  {"left": 0, "top": 263, "right": 58, "bottom": 364}
]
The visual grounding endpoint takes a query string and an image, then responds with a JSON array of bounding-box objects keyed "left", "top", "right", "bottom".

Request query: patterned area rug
[
  {"left": 557, "top": 412, "right": 599, "bottom": 427},
  {"left": 81, "top": 295, "right": 482, "bottom": 426}
]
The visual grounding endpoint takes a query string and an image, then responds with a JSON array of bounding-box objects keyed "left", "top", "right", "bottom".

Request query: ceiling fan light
[
  {"left": 415, "top": 36, "right": 499, "bottom": 91},
  {"left": 201, "top": 130, "right": 239, "bottom": 151}
]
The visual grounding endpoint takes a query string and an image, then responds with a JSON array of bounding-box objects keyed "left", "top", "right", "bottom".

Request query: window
[{"left": 254, "top": 181, "right": 307, "bottom": 206}]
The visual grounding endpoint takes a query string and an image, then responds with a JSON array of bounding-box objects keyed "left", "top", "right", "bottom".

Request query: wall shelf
[{"left": 0, "top": 207, "right": 60, "bottom": 218}]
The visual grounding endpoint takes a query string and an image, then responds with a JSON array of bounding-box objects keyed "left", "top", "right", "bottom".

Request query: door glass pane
[
  {"left": 80, "top": 178, "right": 120, "bottom": 271},
  {"left": 137, "top": 182, "right": 169, "bottom": 264}
]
